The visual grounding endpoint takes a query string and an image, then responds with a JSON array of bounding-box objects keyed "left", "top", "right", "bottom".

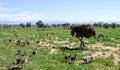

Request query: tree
[
  {"left": 26, "top": 22, "right": 31, "bottom": 27},
  {"left": 116, "top": 24, "right": 120, "bottom": 27},
  {"left": 36, "top": 20, "right": 44, "bottom": 28},
  {"left": 62, "top": 23, "right": 70, "bottom": 29},
  {"left": 93, "top": 23, "right": 98, "bottom": 27},
  {"left": 19, "top": 23, "right": 25, "bottom": 28},
  {"left": 103, "top": 23, "right": 110, "bottom": 29},
  {"left": 96, "top": 21, "right": 104, "bottom": 28},
  {"left": 52, "top": 24, "right": 57, "bottom": 27},
  {"left": 111, "top": 22, "right": 117, "bottom": 29}
]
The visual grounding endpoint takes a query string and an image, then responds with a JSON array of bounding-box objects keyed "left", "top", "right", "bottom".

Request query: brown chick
[
  {"left": 23, "top": 50, "right": 28, "bottom": 56},
  {"left": 17, "top": 48, "right": 22, "bottom": 55},
  {"left": 70, "top": 54, "right": 77, "bottom": 63},
  {"left": 14, "top": 55, "right": 27, "bottom": 67},
  {"left": 32, "top": 49, "right": 37, "bottom": 56},
  {"left": 64, "top": 54, "right": 71, "bottom": 63}
]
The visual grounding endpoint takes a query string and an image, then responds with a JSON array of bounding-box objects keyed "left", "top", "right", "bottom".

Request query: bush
[
  {"left": 26, "top": 22, "right": 31, "bottom": 27},
  {"left": 36, "top": 20, "right": 44, "bottom": 28},
  {"left": 19, "top": 23, "right": 25, "bottom": 28}
]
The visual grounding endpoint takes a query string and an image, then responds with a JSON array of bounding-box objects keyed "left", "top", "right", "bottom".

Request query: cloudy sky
[{"left": 0, "top": 0, "right": 120, "bottom": 21}]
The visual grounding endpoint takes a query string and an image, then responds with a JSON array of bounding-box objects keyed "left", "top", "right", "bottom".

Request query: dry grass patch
[{"left": 49, "top": 48, "right": 58, "bottom": 54}]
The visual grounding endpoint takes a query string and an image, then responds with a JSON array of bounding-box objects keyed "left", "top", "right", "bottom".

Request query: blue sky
[{"left": 0, "top": 0, "right": 120, "bottom": 22}]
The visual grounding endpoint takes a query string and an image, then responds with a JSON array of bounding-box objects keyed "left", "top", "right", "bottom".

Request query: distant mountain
[
  {"left": 0, "top": 21, "right": 77, "bottom": 25},
  {"left": 0, "top": 21, "right": 37, "bottom": 25},
  {"left": 0, "top": 21, "right": 120, "bottom": 25}
]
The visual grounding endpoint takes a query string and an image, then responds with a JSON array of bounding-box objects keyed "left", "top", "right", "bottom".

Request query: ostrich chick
[
  {"left": 17, "top": 48, "right": 22, "bottom": 55},
  {"left": 23, "top": 50, "right": 28, "bottom": 56},
  {"left": 32, "top": 49, "right": 37, "bottom": 56},
  {"left": 14, "top": 55, "right": 27, "bottom": 66},
  {"left": 82, "top": 56, "right": 95, "bottom": 63},
  {"left": 26, "top": 40, "right": 30, "bottom": 45},
  {"left": 23, "top": 40, "right": 30, "bottom": 46},
  {"left": 70, "top": 54, "right": 77, "bottom": 63},
  {"left": 64, "top": 54, "right": 71, "bottom": 63},
  {"left": 36, "top": 40, "right": 40, "bottom": 43}
]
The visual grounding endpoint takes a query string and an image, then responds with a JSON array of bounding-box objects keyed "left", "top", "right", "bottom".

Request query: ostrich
[
  {"left": 71, "top": 24, "right": 96, "bottom": 49},
  {"left": 70, "top": 54, "right": 77, "bottom": 63},
  {"left": 23, "top": 50, "right": 28, "bottom": 56},
  {"left": 82, "top": 55, "right": 95, "bottom": 63},
  {"left": 14, "top": 55, "right": 27, "bottom": 67},
  {"left": 64, "top": 54, "right": 71, "bottom": 63},
  {"left": 23, "top": 40, "right": 30, "bottom": 46},
  {"left": 32, "top": 49, "right": 37, "bottom": 56},
  {"left": 17, "top": 48, "right": 22, "bottom": 55},
  {"left": 30, "top": 49, "right": 37, "bottom": 57}
]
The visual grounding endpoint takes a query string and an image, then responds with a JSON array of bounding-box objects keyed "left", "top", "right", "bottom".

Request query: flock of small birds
[
  {"left": 64, "top": 54, "right": 95, "bottom": 64},
  {"left": 8, "top": 33, "right": 50, "bottom": 69},
  {"left": 8, "top": 37, "right": 38, "bottom": 69},
  {"left": 9, "top": 38, "right": 30, "bottom": 46},
  {"left": 13, "top": 48, "right": 37, "bottom": 68},
  {"left": 64, "top": 54, "right": 77, "bottom": 64}
]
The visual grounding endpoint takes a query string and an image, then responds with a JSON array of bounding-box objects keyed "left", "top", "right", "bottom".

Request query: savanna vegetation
[{"left": 0, "top": 21, "right": 120, "bottom": 70}]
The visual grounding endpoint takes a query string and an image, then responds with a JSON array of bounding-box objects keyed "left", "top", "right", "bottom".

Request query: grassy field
[{"left": 0, "top": 26, "right": 120, "bottom": 70}]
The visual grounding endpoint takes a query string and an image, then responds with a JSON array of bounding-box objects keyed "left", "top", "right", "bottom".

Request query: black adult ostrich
[{"left": 71, "top": 24, "right": 96, "bottom": 49}]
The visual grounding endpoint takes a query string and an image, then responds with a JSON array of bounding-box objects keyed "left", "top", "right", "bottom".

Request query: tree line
[
  {"left": 93, "top": 21, "right": 120, "bottom": 29},
  {"left": 35, "top": 20, "right": 120, "bottom": 29},
  {"left": 1, "top": 20, "right": 120, "bottom": 29}
]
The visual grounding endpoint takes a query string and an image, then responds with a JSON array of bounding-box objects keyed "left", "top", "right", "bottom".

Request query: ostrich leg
[
  {"left": 82, "top": 40, "right": 85, "bottom": 47},
  {"left": 78, "top": 37, "right": 84, "bottom": 49}
]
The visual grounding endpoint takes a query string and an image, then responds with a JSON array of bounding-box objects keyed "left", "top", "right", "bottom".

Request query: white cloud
[{"left": 0, "top": 12, "right": 55, "bottom": 21}]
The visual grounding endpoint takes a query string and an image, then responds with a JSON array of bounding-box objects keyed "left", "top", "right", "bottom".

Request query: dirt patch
[
  {"left": 38, "top": 41, "right": 51, "bottom": 47},
  {"left": 55, "top": 37, "right": 59, "bottom": 40},
  {"left": 49, "top": 48, "right": 58, "bottom": 54},
  {"left": 0, "top": 66, "right": 7, "bottom": 70},
  {"left": 88, "top": 43, "right": 119, "bottom": 51},
  {"left": 82, "top": 51, "right": 90, "bottom": 55},
  {"left": 54, "top": 40, "right": 69, "bottom": 44},
  {"left": 87, "top": 42, "right": 120, "bottom": 65},
  {"left": 112, "top": 53, "right": 120, "bottom": 65},
  {"left": 70, "top": 42, "right": 77, "bottom": 46},
  {"left": 88, "top": 43, "right": 103, "bottom": 48},
  {"left": 92, "top": 51, "right": 112, "bottom": 58}
]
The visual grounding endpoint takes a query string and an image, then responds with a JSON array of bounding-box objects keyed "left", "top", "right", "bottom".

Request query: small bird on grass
[
  {"left": 36, "top": 40, "right": 40, "bottom": 43},
  {"left": 64, "top": 54, "right": 71, "bottom": 63},
  {"left": 23, "top": 50, "right": 28, "bottom": 56},
  {"left": 23, "top": 40, "right": 30, "bottom": 46},
  {"left": 29, "top": 49, "right": 37, "bottom": 57},
  {"left": 9, "top": 39, "right": 12, "bottom": 42},
  {"left": 14, "top": 55, "right": 27, "bottom": 67},
  {"left": 32, "top": 49, "right": 37, "bottom": 55},
  {"left": 16, "top": 48, "right": 22, "bottom": 55},
  {"left": 82, "top": 55, "right": 95, "bottom": 63},
  {"left": 70, "top": 54, "right": 77, "bottom": 63},
  {"left": 9, "top": 66, "right": 22, "bottom": 70}
]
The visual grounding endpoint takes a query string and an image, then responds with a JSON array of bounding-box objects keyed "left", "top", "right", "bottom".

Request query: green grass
[{"left": 0, "top": 26, "right": 120, "bottom": 70}]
